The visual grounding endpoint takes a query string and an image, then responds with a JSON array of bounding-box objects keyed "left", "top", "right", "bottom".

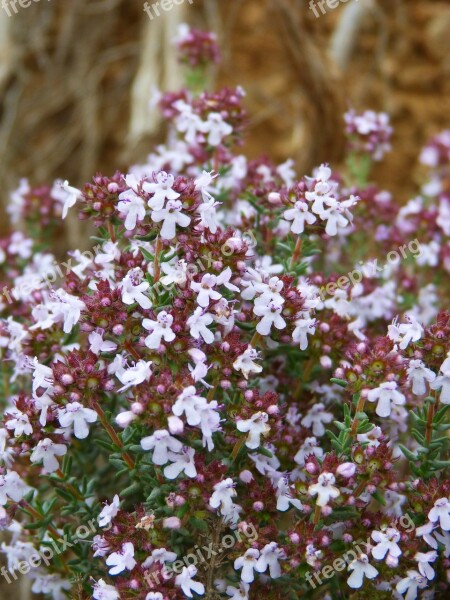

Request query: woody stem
[
  {"left": 153, "top": 237, "right": 162, "bottom": 283},
  {"left": 290, "top": 237, "right": 303, "bottom": 268}
]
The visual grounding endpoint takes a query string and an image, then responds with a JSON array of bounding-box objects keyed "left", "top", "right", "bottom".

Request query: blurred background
[{"left": 0, "top": 0, "right": 449, "bottom": 597}]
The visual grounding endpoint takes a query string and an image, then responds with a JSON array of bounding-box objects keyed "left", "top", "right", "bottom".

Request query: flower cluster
[{"left": 0, "top": 24, "right": 449, "bottom": 600}]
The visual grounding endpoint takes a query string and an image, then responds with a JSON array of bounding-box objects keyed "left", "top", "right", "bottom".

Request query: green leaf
[
  {"left": 330, "top": 378, "right": 348, "bottom": 388},
  {"left": 399, "top": 444, "right": 418, "bottom": 461}
]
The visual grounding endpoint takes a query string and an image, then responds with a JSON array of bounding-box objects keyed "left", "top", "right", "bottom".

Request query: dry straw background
[{"left": 0, "top": 0, "right": 449, "bottom": 597}]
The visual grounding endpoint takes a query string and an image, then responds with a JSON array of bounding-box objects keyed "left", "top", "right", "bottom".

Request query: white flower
[
  {"left": 198, "top": 400, "right": 221, "bottom": 451},
  {"left": 367, "top": 381, "right": 405, "bottom": 418},
  {"left": 194, "top": 170, "right": 218, "bottom": 195},
  {"left": 434, "top": 529, "right": 450, "bottom": 557},
  {"left": 33, "top": 393, "right": 55, "bottom": 428},
  {"left": 187, "top": 307, "right": 215, "bottom": 344},
  {"left": 117, "top": 360, "right": 153, "bottom": 392},
  {"left": 172, "top": 386, "right": 207, "bottom": 426},
  {"left": 143, "top": 171, "right": 180, "bottom": 210},
  {"left": 119, "top": 268, "right": 152, "bottom": 310},
  {"left": 371, "top": 528, "right": 402, "bottom": 565},
  {"left": 52, "top": 290, "right": 86, "bottom": 333},
  {"left": 106, "top": 542, "right": 137, "bottom": 575},
  {"left": 396, "top": 570, "right": 428, "bottom": 599},
  {"left": 388, "top": 315, "right": 423, "bottom": 350},
  {"left": 226, "top": 583, "right": 249, "bottom": 600},
  {"left": 357, "top": 425, "right": 382, "bottom": 447},
  {"left": 253, "top": 298, "right": 286, "bottom": 336},
  {"left": 140, "top": 430, "right": 182, "bottom": 465},
  {"left": 58, "top": 402, "right": 98, "bottom": 439},
  {"left": 98, "top": 495, "right": 120, "bottom": 528},
  {"left": 347, "top": 554, "right": 378, "bottom": 589},
  {"left": 294, "top": 437, "right": 323, "bottom": 466},
  {"left": 92, "top": 579, "right": 120, "bottom": 600},
  {"left": 301, "top": 403, "right": 333, "bottom": 437},
  {"left": 233, "top": 346, "right": 263, "bottom": 379},
  {"left": 59, "top": 180, "right": 82, "bottom": 219},
  {"left": 308, "top": 472, "right": 340, "bottom": 507},
  {"left": 284, "top": 200, "right": 316, "bottom": 234},
  {"left": 383, "top": 490, "right": 406, "bottom": 518},
  {"left": 0, "top": 471, "right": 28, "bottom": 505},
  {"left": 414, "top": 551, "right": 437, "bottom": 580},
  {"left": 191, "top": 268, "right": 239, "bottom": 308},
  {"left": 236, "top": 412, "right": 270, "bottom": 449},
  {"left": 174, "top": 565, "right": 205, "bottom": 598},
  {"left": 188, "top": 348, "right": 210, "bottom": 384},
  {"left": 209, "top": 478, "right": 237, "bottom": 516},
  {"left": 406, "top": 359, "right": 436, "bottom": 395},
  {"left": 30, "top": 438, "right": 67, "bottom": 473},
  {"left": 5, "top": 408, "right": 33, "bottom": 437},
  {"left": 191, "top": 273, "right": 222, "bottom": 307},
  {"left": 234, "top": 548, "right": 260, "bottom": 583},
  {"left": 0, "top": 429, "right": 13, "bottom": 467},
  {"left": 160, "top": 257, "right": 189, "bottom": 287},
  {"left": 32, "top": 357, "right": 54, "bottom": 394},
  {"left": 151, "top": 199, "right": 191, "bottom": 240},
  {"left": 416, "top": 521, "right": 438, "bottom": 550},
  {"left": 89, "top": 330, "right": 117, "bottom": 355},
  {"left": 292, "top": 317, "right": 316, "bottom": 351},
  {"left": 117, "top": 191, "right": 146, "bottom": 230},
  {"left": 320, "top": 198, "right": 350, "bottom": 236},
  {"left": 197, "top": 195, "right": 221, "bottom": 233},
  {"left": 275, "top": 476, "right": 302, "bottom": 511},
  {"left": 430, "top": 357, "right": 450, "bottom": 404},
  {"left": 200, "top": 112, "right": 233, "bottom": 146},
  {"left": 428, "top": 497, "right": 450, "bottom": 531},
  {"left": 164, "top": 447, "right": 197, "bottom": 480},
  {"left": 143, "top": 311, "right": 176, "bottom": 349},
  {"left": 174, "top": 100, "right": 204, "bottom": 145},
  {"left": 256, "top": 542, "right": 285, "bottom": 579},
  {"left": 142, "top": 547, "right": 177, "bottom": 569}
]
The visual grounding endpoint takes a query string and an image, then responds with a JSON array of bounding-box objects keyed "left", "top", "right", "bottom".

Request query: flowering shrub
[{"left": 0, "top": 25, "right": 449, "bottom": 600}]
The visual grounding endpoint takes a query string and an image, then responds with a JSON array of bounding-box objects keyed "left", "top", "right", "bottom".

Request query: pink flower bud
[
  {"left": 168, "top": 415, "right": 184, "bottom": 435},
  {"left": 239, "top": 470, "right": 254, "bottom": 484},
  {"left": 386, "top": 554, "right": 399, "bottom": 568},
  {"left": 320, "top": 356, "right": 332, "bottom": 369},
  {"left": 306, "top": 462, "right": 317, "bottom": 474},
  {"left": 61, "top": 374, "right": 74, "bottom": 385},
  {"left": 253, "top": 501, "right": 264, "bottom": 512},
  {"left": 112, "top": 324, "right": 124, "bottom": 335},
  {"left": 131, "top": 402, "right": 144, "bottom": 415},
  {"left": 268, "top": 192, "right": 281, "bottom": 205},
  {"left": 163, "top": 517, "right": 181, "bottom": 529},
  {"left": 336, "top": 462, "right": 356, "bottom": 478},
  {"left": 115, "top": 411, "right": 137, "bottom": 428},
  {"left": 244, "top": 391, "right": 254, "bottom": 401}
]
